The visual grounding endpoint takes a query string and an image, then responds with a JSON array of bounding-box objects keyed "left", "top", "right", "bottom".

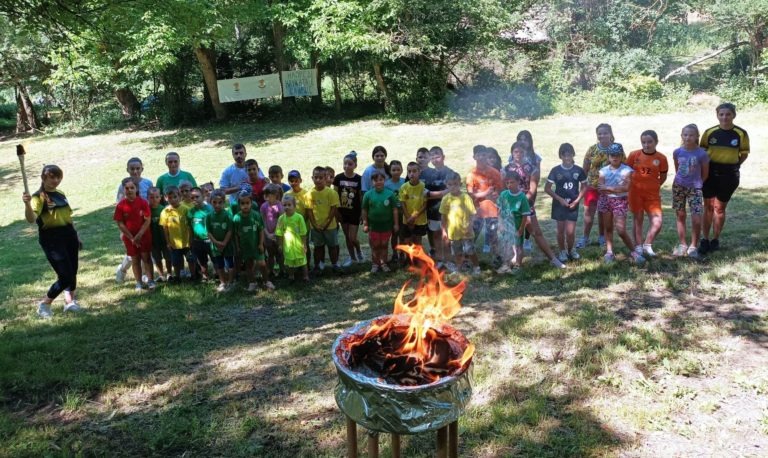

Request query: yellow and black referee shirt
[{"left": 700, "top": 125, "right": 750, "bottom": 165}]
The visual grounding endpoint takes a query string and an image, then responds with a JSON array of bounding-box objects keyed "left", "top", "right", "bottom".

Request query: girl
[
  {"left": 362, "top": 171, "right": 399, "bottom": 273},
  {"left": 334, "top": 153, "right": 364, "bottom": 267},
  {"left": 514, "top": 130, "right": 542, "bottom": 253},
  {"left": 361, "top": 145, "right": 390, "bottom": 192},
  {"left": 627, "top": 130, "right": 668, "bottom": 257},
  {"left": 22, "top": 165, "right": 83, "bottom": 318},
  {"left": 275, "top": 195, "right": 310, "bottom": 282},
  {"left": 598, "top": 145, "right": 645, "bottom": 264},
  {"left": 260, "top": 184, "right": 285, "bottom": 278},
  {"left": 115, "top": 157, "right": 153, "bottom": 283},
  {"left": 579, "top": 123, "right": 623, "bottom": 249},
  {"left": 672, "top": 124, "right": 710, "bottom": 258},
  {"left": 504, "top": 142, "right": 566, "bottom": 269},
  {"left": 114, "top": 177, "right": 155, "bottom": 291},
  {"left": 544, "top": 143, "right": 587, "bottom": 262},
  {"left": 496, "top": 170, "right": 530, "bottom": 273},
  {"left": 385, "top": 160, "right": 406, "bottom": 264}
]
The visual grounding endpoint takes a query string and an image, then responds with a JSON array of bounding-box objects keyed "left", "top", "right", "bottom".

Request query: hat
[
  {"left": 607, "top": 143, "right": 624, "bottom": 155},
  {"left": 288, "top": 170, "right": 301, "bottom": 179},
  {"left": 239, "top": 182, "right": 253, "bottom": 195}
]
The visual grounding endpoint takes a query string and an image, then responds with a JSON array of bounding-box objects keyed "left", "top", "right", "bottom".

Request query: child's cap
[
  {"left": 239, "top": 182, "right": 253, "bottom": 195},
  {"left": 607, "top": 143, "right": 624, "bottom": 155},
  {"left": 288, "top": 170, "right": 301, "bottom": 179}
]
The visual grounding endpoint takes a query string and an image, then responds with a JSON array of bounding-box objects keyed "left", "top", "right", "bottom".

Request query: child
[
  {"left": 187, "top": 186, "right": 212, "bottom": 281},
  {"left": 361, "top": 145, "right": 390, "bottom": 192},
  {"left": 201, "top": 181, "right": 215, "bottom": 205},
  {"left": 399, "top": 161, "right": 429, "bottom": 248},
  {"left": 148, "top": 187, "right": 171, "bottom": 282},
  {"left": 276, "top": 195, "right": 309, "bottom": 282},
  {"left": 285, "top": 170, "right": 311, "bottom": 266},
  {"left": 505, "top": 142, "right": 566, "bottom": 269},
  {"left": 598, "top": 144, "right": 645, "bottom": 264},
  {"left": 233, "top": 191, "right": 275, "bottom": 291},
  {"left": 307, "top": 166, "right": 341, "bottom": 272},
  {"left": 269, "top": 165, "right": 292, "bottom": 194},
  {"left": 385, "top": 160, "right": 406, "bottom": 263},
  {"left": 544, "top": 143, "right": 587, "bottom": 262},
  {"left": 324, "top": 166, "right": 342, "bottom": 268},
  {"left": 114, "top": 177, "right": 155, "bottom": 291},
  {"left": 422, "top": 146, "right": 454, "bottom": 268},
  {"left": 439, "top": 172, "right": 480, "bottom": 275},
  {"left": 466, "top": 148, "right": 503, "bottom": 256},
  {"left": 261, "top": 184, "right": 285, "bottom": 277},
  {"left": 496, "top": 171, "right": 531, "bottom": 273},
  {"left": 672, "top": 124, "right": 710, "bottom": 258},
  {"left": 206, "top": 189, "right": 235, "bottom": 292},
  {"left": 115, "top": 157, "right": 154, "bottom": 283},
  {"left": 514, "top": 130, "right": 543, "bottom": 253},
  {"left": 627, "top": 130, "right": 668, "bottom": 257},
  {"left": 159, "top": 186, "right": 191, "bottom": 283},
  {"left": 334, "top": 152, "right": 364, "bottom": 267},
  {"left": 179, "top": 181, "right": 194, "bottom": 208},
  {"left": 362, "top": 170, "right": 400, "bottom": 273},
  {"left": 245, "top": 159, "right": 267, "bottom": 208}
]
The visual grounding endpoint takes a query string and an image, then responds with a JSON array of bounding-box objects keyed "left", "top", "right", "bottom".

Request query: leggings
[{"left": 39, "top": 225, "right": 80, "bottom": 300}]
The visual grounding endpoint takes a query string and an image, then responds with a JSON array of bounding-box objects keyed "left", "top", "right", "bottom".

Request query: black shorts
[
  {"left": 702, "top": 164, "right": 739, "bottom": 202},
  {"left": 339, "top": 210, "right": 362, "bottom": 225},
  {"left": 551, "top": 203, "right": 579, "bottom": 222},
  {"left": 400, "top": 224, "right": 428, "bottom": 238}
]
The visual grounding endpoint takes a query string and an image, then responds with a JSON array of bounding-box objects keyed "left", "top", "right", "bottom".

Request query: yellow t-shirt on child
[
  {"left": 159, "top": 205, "right": 190, "bottom": 249},
  {"left": 439, "top": 192, "right": 476, "bottom": 240},
  {"left": 399, "top": 181, "right": 428, "bottom": 226}
]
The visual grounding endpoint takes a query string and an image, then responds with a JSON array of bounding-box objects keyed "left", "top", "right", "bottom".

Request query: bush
[
  {"left": 553, "top": 82, "right": 692, "bottom": 115},
  {"left": 715, "top": 74, "right": 768, "bottom": 107},
  {"left": 0, "top": 103, "right": 15, "bottom": 120}
]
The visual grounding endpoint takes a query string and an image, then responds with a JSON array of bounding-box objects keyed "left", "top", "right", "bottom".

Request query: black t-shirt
[
  {"left": 547, "top": 164, "right": 587, "bottom": 207},
  {"left": 420, "top": 166, "right": 454, "bottom": 221},
  {"left": 333, "top": 172, "right": 362, "bottom": 216}
]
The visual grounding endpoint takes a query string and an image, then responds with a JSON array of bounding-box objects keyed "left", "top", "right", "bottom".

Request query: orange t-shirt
[
  {"left": 626, "top": 149, "right": 668, "bottom": 193},
  {"left": 466, "top": 166, "right": 503, "bottom": 218}
]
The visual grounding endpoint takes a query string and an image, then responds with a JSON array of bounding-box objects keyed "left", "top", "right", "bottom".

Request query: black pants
[{"left": 39, "top": 225, "right": 79, "bottom": 300}]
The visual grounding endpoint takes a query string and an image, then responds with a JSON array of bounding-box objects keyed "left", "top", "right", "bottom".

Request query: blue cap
[
  {"left": 288, "top": 170, "right": 301, "bottom": 179},
  {"left": 607, "top": 143, "right": 624, "bottom": 155}
]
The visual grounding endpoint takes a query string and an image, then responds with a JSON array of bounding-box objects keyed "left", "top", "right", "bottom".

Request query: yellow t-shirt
[
  {"left": 399, "top": 181, "right": 428, "bottom": 226},
  {"left": 308, "top": 187, "right": 339, "bottom": 229},
  {"left": 700, "top": 125, "right": 750, "bottom": 165},
  {"left": 31, "top": 190, "right": 73, "bottom": 229},
  {"left": 285, "top": 187, "right": 309, "bottom": 218},
  {"left": 159, "top": 205, "right": 190, "bottom": 249},
  {"left": 439, "top": 192, "right": 476, "bottom": 241}
]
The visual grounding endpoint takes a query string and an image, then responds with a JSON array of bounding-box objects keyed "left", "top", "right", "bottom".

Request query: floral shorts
[
  {"left": 672, "top": 183, "right": 703, "bottom": 215},
  {"left": 597, "top": 195, "right": 628, "bottom": 217}
]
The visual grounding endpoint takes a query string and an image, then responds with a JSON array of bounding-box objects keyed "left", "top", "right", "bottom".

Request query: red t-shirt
[
  {"left": 466, "top": 166, "right": 503, "bottom": 218},
  {"left": 113, "top": 197, "right": 150, "bottom": 235},
  {"left": 250, "top": 178, "right": 267, "bottom": 206}
]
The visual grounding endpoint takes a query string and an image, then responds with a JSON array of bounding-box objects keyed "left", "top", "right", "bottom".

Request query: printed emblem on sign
[
  {"left": 233, "top": 82, "right": 240, "bottom": 92},
  {"left": 730, "top": 139, "right": 738, "bottom": 146},
  {"left": 258, "top": 79, "right": 266, "bottom": 89},
  {"left": 653, "top": 159, "right": 659, "bottom": 166}
]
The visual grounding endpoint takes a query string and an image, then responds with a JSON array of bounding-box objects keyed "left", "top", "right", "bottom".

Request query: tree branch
[{"left": 662, "top": 41, "right": 750, "bottom": 82}]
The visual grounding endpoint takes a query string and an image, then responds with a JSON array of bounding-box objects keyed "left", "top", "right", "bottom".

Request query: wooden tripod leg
[
  {"left": 367, "top": 431, "right": 379, "bottom": 458},
  {"left": 448, "top": 421, "right": 458, "bottom": 458},
  {"left": 436, "top": 426, "right": 448, "bottom": 458},
  {"left": 391, "top": 434, "right": 401, "bottom": 458},
  {"left": 346, "top": 417, "right": 357, "bottom": 458}
]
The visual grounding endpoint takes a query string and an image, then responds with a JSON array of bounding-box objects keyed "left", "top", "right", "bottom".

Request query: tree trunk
[
  {"left": 193, "top": 44, "right": 227, "bottom": 120},
  {"left": 310, "top": 51, "right": 323, "bottom": 109},
  {"left": 115, "top": 87, "right": 140, "bottom": 119},
  {"left": 332, "top": 65, "right": 342, "bottom": 113},
  {"left": 272, "top": 21, "right": 294, "bottom": 109},
  {"left": 15, "top": 82, "right": 40, "bottom": 133},
  {"left": 373, "top": 62, "right": 391, "bottom": 110}
]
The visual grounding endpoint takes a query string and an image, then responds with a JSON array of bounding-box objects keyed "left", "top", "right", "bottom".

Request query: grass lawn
[{"left": 1, "top": 109, "right": 767, "bottom": 457}]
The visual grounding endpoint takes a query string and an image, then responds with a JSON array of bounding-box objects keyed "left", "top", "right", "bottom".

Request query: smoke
[{"left": 445, "top": 83, "right": 554, "bottom": 121}]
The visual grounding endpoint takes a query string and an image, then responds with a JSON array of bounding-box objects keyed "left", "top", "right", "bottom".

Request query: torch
[{"left": 16, "top": 144, "right": 29, "bottom": 195}]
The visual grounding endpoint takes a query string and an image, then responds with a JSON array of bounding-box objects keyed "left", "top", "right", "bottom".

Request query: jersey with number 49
[{"left": 547, "top": 164, "right": 586, "bottom": 203}]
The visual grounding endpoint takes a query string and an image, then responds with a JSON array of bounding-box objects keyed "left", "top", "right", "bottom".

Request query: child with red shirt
[{"left": 114, "top": 177, "right": 155, "bottom": 291}]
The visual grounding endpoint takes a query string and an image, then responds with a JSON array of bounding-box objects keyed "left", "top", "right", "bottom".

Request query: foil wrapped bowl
[{"left": 332, "top": 314, "right": 473, "bottom": 434}]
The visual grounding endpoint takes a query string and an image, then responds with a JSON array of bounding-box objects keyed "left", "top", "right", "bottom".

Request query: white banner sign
[
  {"left": 217, "top": 74, "right": 282, "bottom": 102},
  {"left": 281, "top": 69, "right": 318, "bottom": 97}
]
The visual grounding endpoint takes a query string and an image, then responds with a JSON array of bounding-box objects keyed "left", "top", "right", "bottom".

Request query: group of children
[{"left": 111, "top": 119, "right": 721, "bottom": 292}]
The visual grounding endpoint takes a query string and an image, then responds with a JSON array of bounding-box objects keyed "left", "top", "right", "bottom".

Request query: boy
[
  {"left": 187, "top": 187, "right": 212, "bottom": 281},
  {"left": 115, "top": 157, "right": 153, "bottom": 283},
  {"left": 496, "top": 171, "right": 531, "bottom": 273},
  {"left": 269, "top": 165, "right": 292, "bottom": 194},
  {"left": 544, "top": 143, "right": 587, "bottom": 262},
  {"left": 362, "top": 170, "right": 399, "bottom": 272},
  {"left": 276, "top": 195, "right": 309, "bottom": 282},
  {"left": 148, "top": 186, "right": 171, "bottom": 282},
  {"left": 156, "top": 152, "right": 197, "bottom": 194},
  {"left": 158, "top": 186, "right": 191, "bottom": 283},
  {"left": 439, "top": 172, "right": 480, "bottom": 275},
  {"left": 421, "top": 146, "right": 454, "bottom": 268},
  {"left": 466, "top": 148, "right": 503, "bottom": 255},
  {"left": 245, "top": 159, "right": 267, "bottom": 207},
  {"left": 114, "top": 177, "right": 155, "bottom": 290},
  {"left": 307, "top": 166, "right": 341, "bottom": 273},
  {"left": 232, "top": 192, "right": 275, "bottom": 291},
  {"left": 207, "top": 189, "right": 235, "bottom": 292},
  {"left": 399, "top": 161, "right": 428, "bottom": 248}
]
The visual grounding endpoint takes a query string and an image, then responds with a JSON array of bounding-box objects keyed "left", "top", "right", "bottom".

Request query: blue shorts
[{"left": 211, "top": 255, "right": 235, "bottom": 270}]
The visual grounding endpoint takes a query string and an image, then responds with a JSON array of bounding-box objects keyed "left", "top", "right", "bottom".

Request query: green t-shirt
[
  {"left": 187, "top": 205, "right": 211, "bottom": 241},
  {"left": 275, "top": 212, "right": 308, "bottom": 267},
  {"left": 233, "top": 211, "right": 264, "bottom": 259},
  {"left": 156, "top": 170, "right": 197, "bottom": 194},
  {"left": 362, "top": 188, "right": 399, "bottom": 232},
  {"left": 497, "top": 190, "right": 531, "bottom": 244},
  {"left": 206, "top": 209, "right": 233, "bottom": 256}
]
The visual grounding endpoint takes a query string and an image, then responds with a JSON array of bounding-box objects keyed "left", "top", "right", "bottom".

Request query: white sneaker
[
  {"left": 64, "top": 301, "right": 81, "bottom": 313},
  {"left": 687, "top": 246, "right": 701, "bottom": 259},
  {"left": 550, "top": 258, "right": 566, "bottom": 269},
  {"left": 135, "top": 283, "right": 144, "bottom": 291},
  {"left": 523, "top": 239, "right": 533, "bottom": 253},
  {"left": 634, "top": 245, "right": 643, "bottom": 255},
  {"left": 37, "top": 302, "right": 53, "bottom": 319},
  {"left": 482, "top": 244, "right": 491, "bottom": 253},
  {"left": 557, "top": 250, "right": 569, "bottom": 263},
  {"left": 264, "top": 281, "right": 276, "bottom": 291},
  {"left": 370, "top": 264, "right": 380, "bottom": 273},
  {"left": 380, "top": 264, "right": 391, "bottom": 273},
  {"left": 317, "top": 261, "right": 325, "bottom": 271},
  {"left": 115, "top": 265, "right": 126, "bottom": 283},
  {"left": 342, "top": 258, "right": 353, "bottom": 268},
  {"left": 446, "top": 262, "right": 458, "bottom": 273},
  {"left": 247, "top": 283, "right": 258, "bottom": 292},
  {"left": 216, "top": 283, "right": 227, "bottom": 292},
  {"left": 575, "top": 237, "right": 588, "bottom": 249},
  {"left": 672, "top": 244, "right": 687, "bottom": 257},
  {"left": 642, "top": 244, "right": 656, "bottom": 257},
  {"left": 569, "top": 249, "right": 580, "bottom": 260},
  {"left": 141, "top": 274, "right": 149, "bottom": 284},
  {"left": 472, "top": 266, "right": 481, "bottom": 276},
  {"left": 496, "top": 265, "right": 511, "bottom": 274}
]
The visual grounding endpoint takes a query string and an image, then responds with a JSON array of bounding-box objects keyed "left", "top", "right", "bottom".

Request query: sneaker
[
  {"left": 37, "top": 302, "right": 53, "bottom": 319},
  {"left": 167, "top": 275, "right": 179, "bottom": 284},
  {"left": 672, "top": 244, "right": 687, "bottom": 257},
  {"left": 482, "top": 244, "right": 491, "bottom": 254},
  {"left": 575, "top": 237, "right": 588, "bottom": 249},
  {"left": 710, "top": 238, "right": 720, "bottom": 251},
  {"left": 247, "top": 282, "right": 258, "bottom": 292},
  {"left": 634, "top": 245, "right": 643, "bottom": 255},
  {"left": 642, "top": 244, "right": 657, "bottom": 257},
  {"left": 496, "top": 265, "right": 511, "bottom": 274},
  {"left": 381, "top": 264, "right": 391, "bottom": 273},
  {"left": 141, "top": 274, "right": 149, "bottom": 284},
  {"left": 435, "top": 261, "right": 445, "bottom": 270},
  {"left": 342, "top": 258, "right": 353, "bottom": 268},
  {"left": 699, "top": 238, "right": 710, "bottom": 255},
  {"left": 135, "top": 283, "right": 144, "bottom": 291},
  {"left": 604, "top": 252, "right": 615, "bottom": 264},
  {"left": 115, "top": 266, "right": 126, "bottom": 283},
  {"left": 317, "top": 261, "right": 325, "bottom": 271},
  {"left": 687, "top": 247, "right": 701, "bottom": 259},
  {"left": 370, "top": 264, "right": 380, "bottom": 274},
  {"left": 154, "top": 274, "right": 166, "bottom": 282},
  {"left": 550, "top": 258, "right": 566, "bottom": 269},
  {"left": 63, "top": 301, "right": 81, "bottom": 313},
  {"left": 264, "top": 281, "right": 276, "bottom": 291},
  {"left": 523, "top": 239, "right": 533, "bottom": 253},
  {"left": 598, "top": 235, "right": 606, "bottom": 248},
  {"left": 472, "top": 266, "right": 481, "bottom": 276},
  {"left": 510, "top": 265, "right": 521, "bottom": 274},
  {"left": 557, "top": 250, "right": 569, "bottom": 263},
  {"left": 630, "top": 251, "right": 646, "bottom": 264},
  {"left": 147, "top": 280, "right": 157, "bottom": 290},
  {"left": 216, "top": 283, "right": 227, "bottom": 292},
  {"left": 446, "top": 262, "right": 458, "bottom": 273},
  {"left": 569, "top": 249, "right": 581, "bottom": 260}
]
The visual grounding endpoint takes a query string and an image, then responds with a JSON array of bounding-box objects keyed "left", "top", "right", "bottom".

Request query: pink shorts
[
  {"left": 597, "top": 195, "right": 629, "bottom": 217},
  {"left": 584, "top": 187, "right": 600, "bottom": 207},
  {"left": 369, "top": 230, "right": 392, "bottom": 244}
]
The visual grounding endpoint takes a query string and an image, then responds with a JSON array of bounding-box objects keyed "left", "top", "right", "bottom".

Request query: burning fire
[{"left": 349, "top": 244, "right": 475, "bottom": 385}]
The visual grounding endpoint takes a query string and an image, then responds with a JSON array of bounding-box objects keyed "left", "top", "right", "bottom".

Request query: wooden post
[
  {"left": 436, "top": 426, "right": 448, "bottom": 458},
  {"left": 391, "top": 434, "right": 401, "bottom": 458},
  {"left": 448, "top": 421, "right": 458, "bottom": 458},
  {"left": 346, "top": 417, "right": 357, "bottom": 458},
  {"left": 367, "top": 431, "right": 379, "bottom": 458}
]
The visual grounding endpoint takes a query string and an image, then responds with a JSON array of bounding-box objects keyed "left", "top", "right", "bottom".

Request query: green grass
[{"left": 1, "top": 109, "right": 768, "bottom": 456}]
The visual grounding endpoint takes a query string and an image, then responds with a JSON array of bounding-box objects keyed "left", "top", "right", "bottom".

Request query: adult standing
[
  {"left": 699, "top": 103, "right": 750, "bottom": 254},
  {"left": 219, "top": 143, "right": 263, "bottom": 204},
  {"left": 156, "top": 151, "right": 197, "bottom": 194},
  {"left": 361, "top": 145, "right": 390, "bottom": 192},
  {"left": 21, "top": 165, "right": 83, "bottom": 318}
]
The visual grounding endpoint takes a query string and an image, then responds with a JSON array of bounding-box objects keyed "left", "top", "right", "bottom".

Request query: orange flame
[{"left": 359, "top": 244, "right": 475, "bottom": 382}]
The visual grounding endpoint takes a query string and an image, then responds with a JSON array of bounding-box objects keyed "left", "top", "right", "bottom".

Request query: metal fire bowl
[{"left": 332, "top": 314, "right": 473, "bottom": 434}]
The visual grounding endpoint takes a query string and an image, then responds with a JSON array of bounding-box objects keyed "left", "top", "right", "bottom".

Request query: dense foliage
[{"left": 0, "top": 0, "right": 766, "bottom": 130}]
